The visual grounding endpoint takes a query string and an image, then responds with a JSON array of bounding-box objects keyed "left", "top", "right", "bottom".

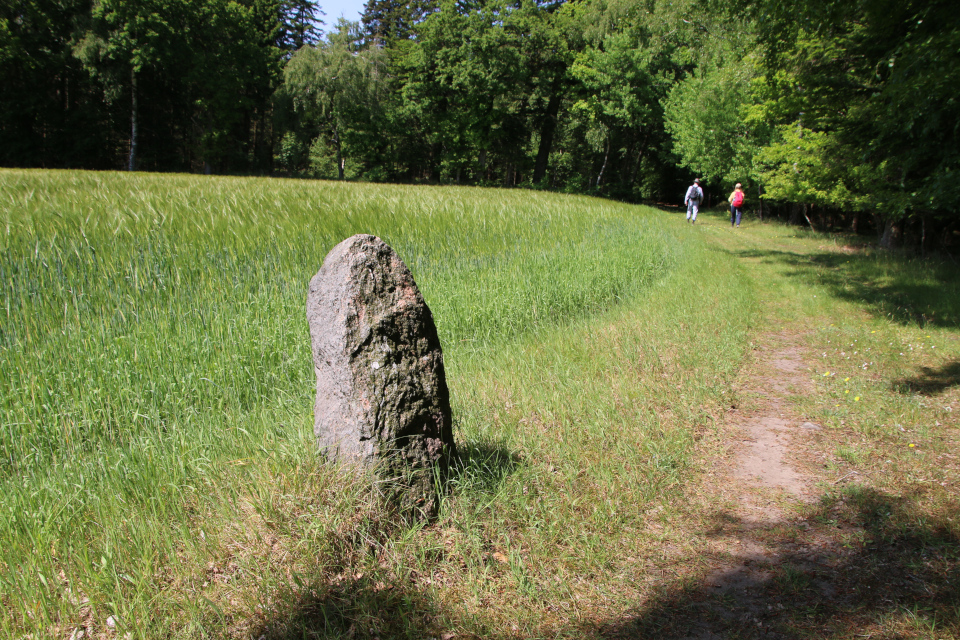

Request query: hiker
[
  {"left": 684, "top": 178, "right": 703, "bottom": 224},
  {"left": 729, "top": 183, "right": 745, "bottom": 227}
]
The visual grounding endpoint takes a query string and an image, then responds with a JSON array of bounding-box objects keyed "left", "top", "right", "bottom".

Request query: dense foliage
[{"left": 2, "top": 0, "right": 958, "bottom": 238}]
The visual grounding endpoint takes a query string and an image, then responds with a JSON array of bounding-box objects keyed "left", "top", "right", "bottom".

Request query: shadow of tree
[
  {"left": 892, "top": 361, "right": 960, "bottom": 396},
  {"left": 593, "top": 488, "right": 959, "bottom": 639},
  {"left": 254, "top": 575, "right": 440, "bottom": 639},
  {"left": 448, "top": 439, "right": 523, "bottom": 495},
  {"left": 719, "top": 245, "right": 960, "bottom": 329}
]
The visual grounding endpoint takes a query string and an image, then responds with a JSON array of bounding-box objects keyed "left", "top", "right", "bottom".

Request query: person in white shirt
[{"left": 684, "top": 178, "right": 703, "bottom": 224}]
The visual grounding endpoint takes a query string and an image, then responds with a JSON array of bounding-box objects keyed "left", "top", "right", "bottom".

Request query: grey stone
[
  {"left": 800, "top": 422, "right": 822, "bottom": 431},
  {"left": 307, "top": 234, "right": 456, "bottom": 518}
]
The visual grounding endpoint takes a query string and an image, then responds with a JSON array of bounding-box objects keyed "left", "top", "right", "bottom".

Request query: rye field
[
  {"left": 1, "top": 169, "right": 752, "bottom": 638},
  {"left": 2, "top": 169, "right": 957, "bottom": 639}
]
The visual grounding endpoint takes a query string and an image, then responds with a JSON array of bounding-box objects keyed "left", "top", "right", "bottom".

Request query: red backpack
[{"left": 731, "top": 190, "right": 745, "bottom": 207}]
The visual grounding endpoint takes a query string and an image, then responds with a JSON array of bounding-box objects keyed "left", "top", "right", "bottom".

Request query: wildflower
[
  {"left": 845, "top": 390, "right": 849, "bottom": 394},
  {"left": 909, "top": 444, "right": 915, "bottom": 448},
  {"left": 822, "top": 372, "right": 831, "bottom": 377},
  {"left": 844, "top": 377, "right": 850, "bottom": 382},
  {"left": 854, "top": 396, "right": 860, "bottom": 402}
]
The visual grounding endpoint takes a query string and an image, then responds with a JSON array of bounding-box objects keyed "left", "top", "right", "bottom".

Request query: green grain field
[{"left": 0, "top": 169, "right": 753, "bottom": 638}]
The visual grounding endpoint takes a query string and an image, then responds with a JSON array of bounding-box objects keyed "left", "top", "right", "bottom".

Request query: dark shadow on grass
[
  {"left": 590, "top": 488, "right": 960, "bottom": 639},
  {"left": 892, "top": 361, "right": 960, "bottom": 396},
  {"left": 717, "top": 244, "right": 960, "bottom": 329},
  {"left": 650, "top": 203, "right": 683, "bottom": 213},
  {"left": 448, "top": 440, "right": 523, "bottom": 495},
  {"left": 255, "top": 575, "right": 441, "bottom": 639}
]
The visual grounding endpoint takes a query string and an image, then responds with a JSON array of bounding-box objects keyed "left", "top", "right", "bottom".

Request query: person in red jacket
[{"left": 729, "top": 183, "right": 745, "bottom": 227}]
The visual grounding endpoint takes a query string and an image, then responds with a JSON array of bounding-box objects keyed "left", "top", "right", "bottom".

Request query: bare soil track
[
  {"left": 603, "top": 330, "right": 891, "bottom": 639},
  {"left": 602, "top": 226, "right": 958, "bottom": 639}
]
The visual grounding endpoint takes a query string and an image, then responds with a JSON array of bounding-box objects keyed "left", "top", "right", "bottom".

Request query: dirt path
[
  {"left": 703, "top": 333, "right": 822, "bottom": 595},
  {"left": 612, "top": 214, "right": 960, "bottom": 640},
  {"left": 604, "top": 330, "right": 867, "bottom": 639},
  {"left": 732, "top": 340, "right": 814, "bottom": 500},
  {"left": 601, "top": 223, "right": 960, "bottom": 639}
]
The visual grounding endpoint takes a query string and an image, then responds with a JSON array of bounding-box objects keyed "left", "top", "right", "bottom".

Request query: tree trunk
[
  {"left": 595, "top": 136, "right": 609, "bottom": 188},
  {"left": 203, "top": 113, "right": 214, "bottom": 174},
  {"left": 921, "top": 215, "right": 927, "bottom": 257},
  {"left": 630, "top": 128, "right": 652, "bottom": 188},
  {"left": 128, "top": 68, "right": 138, "bottom": 172},
  {"left": 263, "top": 109, "right": 274, "bottom": 174},
  {"left": 251, "top": 107, "right": 273, "bottom": 174},
  {"left": 334, "top": 128, "right": 344, "bottom": 180},
  {"left": 803, "top": 204, "right": 816, "bottom": 231},
  {"left": 532, "top": 78, "right": 563, "bottom": 185},
  {"left": 478, "top": 149, "right": 487, "bottom": 182},
  {"left": 879, "top": 217, "right": 899, "bottom": 249},
  {"left": 757, "top": 183, "right": 763, "bottom": 221}
]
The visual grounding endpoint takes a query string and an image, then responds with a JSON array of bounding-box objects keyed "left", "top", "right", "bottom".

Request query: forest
[{"left": 2, "top": 0, "right": 958, "bottom": 247}]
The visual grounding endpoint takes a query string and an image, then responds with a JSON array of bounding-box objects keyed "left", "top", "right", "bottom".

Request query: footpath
[{"left": 603, "top": 215, "right": 959, "bottom": 639}]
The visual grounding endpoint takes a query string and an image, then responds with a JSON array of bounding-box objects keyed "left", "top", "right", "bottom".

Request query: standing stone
[{"left": 306, "top": 234, "right": 456, "bottom": 518}]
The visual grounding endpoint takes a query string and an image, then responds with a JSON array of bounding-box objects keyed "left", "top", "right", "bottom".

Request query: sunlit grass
[{"left": 0, "top": 169, "right": 752, "bottom": 637}]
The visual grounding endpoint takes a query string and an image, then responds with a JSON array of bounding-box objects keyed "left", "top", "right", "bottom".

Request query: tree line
[{"left": 2, "top": 0, "right": 957, "bottom": 246}]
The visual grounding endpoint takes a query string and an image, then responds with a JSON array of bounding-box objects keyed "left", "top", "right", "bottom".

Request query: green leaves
[
  {"left": 10, "top": 0, "right": 959, "bottom": 225},
  {"left": 283, "top": 21, "right": 391, "bottom": 178},
  {"left": 748, "top": 0, "right": 960, "bottom": 220},
  {"left": 664, "top": 53, "right": 767, "bottom": 188},
  {"left": 80, "top": 0, "right": 182, "bottom": 74},
  {"left": 757, "top": 125, "right": 863, "bottom": 208},
  {"left": 572, "top": 31, "right": 657, "bottom": 128}
]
